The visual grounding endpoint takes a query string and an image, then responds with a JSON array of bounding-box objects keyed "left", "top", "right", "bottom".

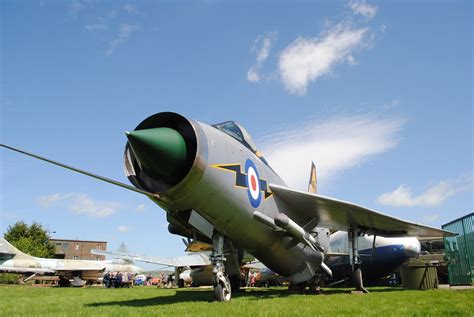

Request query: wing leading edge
[
  {"left": 91, "top": 250, "right": 211, "bottom": 267},
  {"left": 269, "top": 184, "right": 455, "bottom": 238}
]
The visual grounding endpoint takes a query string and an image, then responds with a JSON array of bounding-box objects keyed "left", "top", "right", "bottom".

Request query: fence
[{"left": 442, "top": 213, "right": 474, "bottom": 285}]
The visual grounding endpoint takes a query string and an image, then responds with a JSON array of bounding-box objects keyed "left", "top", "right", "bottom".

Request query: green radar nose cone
[{"left": 126, "top": 127, "right": 187, "bottom": 184}]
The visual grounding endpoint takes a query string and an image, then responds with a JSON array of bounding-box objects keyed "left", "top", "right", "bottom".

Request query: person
[
  {"left": 250, "top": 273, "right": 256, "bottom": 287},
  {"left": 162, "top": 274, "right": 169, "bottom": 288},
  {"left": 128, "top": 272, "right": 134, "bottom": 287},
  {"left": 116, "top": 272, "right": 123, "bottom": 288},
  {"left": 110, "top": 272, "right": 117, "bottom": 288},
  {"left": 103, "top": 272, "right": 110, "bottom": 288},
  {"left": 122, "top": 271, "right": 129, "bottom": 287}
]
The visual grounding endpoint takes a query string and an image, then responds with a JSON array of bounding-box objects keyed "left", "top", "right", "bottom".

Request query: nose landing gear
[{"left": 210, "top": 233, "right": 232, "bottom": 302}]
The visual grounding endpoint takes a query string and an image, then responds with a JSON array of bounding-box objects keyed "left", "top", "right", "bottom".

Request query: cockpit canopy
[
  {"left": 212, "top": 121, "right": 272, "bottom": 168},
  {"left": 212, "top": 121, "right": 257, "bottom": 153}
]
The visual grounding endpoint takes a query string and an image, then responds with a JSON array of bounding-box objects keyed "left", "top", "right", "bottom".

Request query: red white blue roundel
[{"left": 245, "top": 159, "right": 261, "bottom": 208}]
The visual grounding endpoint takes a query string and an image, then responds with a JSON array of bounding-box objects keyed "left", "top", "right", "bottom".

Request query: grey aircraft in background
[
  {"left": 1, "top": 112, "right": 454, "bottom": 301},
  {"left": 0, "top": 238, "right": 144, "bottom": 285}
]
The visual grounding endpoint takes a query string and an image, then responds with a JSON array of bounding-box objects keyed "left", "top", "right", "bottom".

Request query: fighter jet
[
  {"left": 0, "top": 238, "right": 144, "bottom": 285},
  {"left": 1, "top": 112, "right": 454, "bottom": 301}
]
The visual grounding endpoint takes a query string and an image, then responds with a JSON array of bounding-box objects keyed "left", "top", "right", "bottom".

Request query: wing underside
[{"left": 269, "top": 184, "right": 455, "bottom": 238}]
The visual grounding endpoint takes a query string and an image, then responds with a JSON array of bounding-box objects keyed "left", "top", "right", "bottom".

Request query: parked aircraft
[
  {"left": 0, "top": 238, "right": 144, "bottom": 285},
  {"left": 327, "top": 232, "right": 420, "bottom": 282},
  {"left": 1, "top": 112, "right": 454, "bottom": 300}
]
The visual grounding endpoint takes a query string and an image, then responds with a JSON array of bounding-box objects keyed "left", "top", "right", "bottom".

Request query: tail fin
[
  {"left": 307, "top": 162, "right": 317, "bottom": 194},
  {"left": 0, "top": 238, "right": 31, "bottom": 259}
]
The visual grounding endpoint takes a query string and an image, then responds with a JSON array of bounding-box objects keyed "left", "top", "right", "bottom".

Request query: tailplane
[
  {"left": 308, "top": 161, "right": 317, "bottom": 194},
  {"left": 306, "top": 162, "right": 331, "bottom": 252}
]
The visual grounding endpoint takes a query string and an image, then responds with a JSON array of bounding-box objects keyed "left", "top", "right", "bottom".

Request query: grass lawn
[{"left": 0, "top": 285, "right": 472, "bottom": 316}]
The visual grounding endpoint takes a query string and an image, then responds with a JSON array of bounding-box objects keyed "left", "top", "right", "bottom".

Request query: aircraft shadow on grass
[{"left": 85, "top": 287, "right": 402, "bottom": 307}]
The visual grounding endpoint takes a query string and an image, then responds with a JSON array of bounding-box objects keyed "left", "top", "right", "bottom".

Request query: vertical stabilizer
[
  {"left": 0, "top": 238, "right": 32, "bottom": 259},
  {"left": 307, "top": 162, "right": 317, "bottom": 194}
]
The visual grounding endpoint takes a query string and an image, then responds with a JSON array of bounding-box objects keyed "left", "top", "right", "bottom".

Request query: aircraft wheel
[
  {"left": 214, "top": 283, "right": 231, "bottom": 302},
  {"left": 213, "top": 275, "right": 231, "bottom": 302},
  {"left": 178, "top": 279, "right": 185, "bottom": 288}
]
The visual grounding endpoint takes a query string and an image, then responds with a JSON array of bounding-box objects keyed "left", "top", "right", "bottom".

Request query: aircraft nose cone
[
  {"left": 126, "top": 127, "right": 187, "bottom": 185},
  {"left": 403, "top": 239, "right": 421, "bottom": 258}
]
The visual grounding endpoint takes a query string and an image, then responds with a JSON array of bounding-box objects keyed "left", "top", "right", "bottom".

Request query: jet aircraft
[
  {"left": 0, "top": 238, "right": 144, "bottom": 285},
  {"left": 327, "top": 232, "right": 420, "bottom": 283},
  {"left": 1, "top": 112, "right": 454, "bottom": 301}
]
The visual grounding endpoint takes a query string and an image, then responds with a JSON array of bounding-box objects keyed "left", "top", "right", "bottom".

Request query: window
[
  {"left": 75, "top": 243, "right": 79, "bottom": 250},
  {"left": 212, "top": 120, "right": 275, "bottom": 170},
  {"left": 96, "top": 244, "right": 101, "bottom": 250},
  {"left": 213, "top": 121, "right": 243, "bottom": 142},
  {"left": 96, "top": 256, "right": 100, "bottom": 261},
  {"left": 73, "top": 256, "right": 79, "bottom": 260}
]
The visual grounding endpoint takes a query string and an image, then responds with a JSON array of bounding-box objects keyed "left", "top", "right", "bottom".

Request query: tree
[{"left": 4, "top": 221, "right": 56, "bottom": 258}]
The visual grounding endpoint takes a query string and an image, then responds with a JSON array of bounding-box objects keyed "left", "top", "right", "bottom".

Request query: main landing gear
[
  {"left": 210, "top": 234, "right": 232, "bottom": 302},
  {"left": 348, "top": 226, "right": 369, "bottom": 293}
]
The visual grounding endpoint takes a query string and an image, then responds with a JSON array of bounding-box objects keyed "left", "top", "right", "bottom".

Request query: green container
[
  {"left": 400, "top": 265, "right": 438, "bottom": 290},
  {"left": 443, "top": 213, "right": 474, "bottom": 285}
]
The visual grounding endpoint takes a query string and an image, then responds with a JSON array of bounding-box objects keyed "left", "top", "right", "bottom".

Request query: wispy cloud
[
  {"left": 423, "top": 214, "right": 440, "bottom": 223},
  {"left": 377, "top": 173, "right": 473, "bottom": 207},
  {"left": 117, "top": 225, "right": 130, "bottom": 233},
  {"left": 37, "top": 193, "right": 124, "bottom": 218},
  {"left": 278, "top": 22, "right": 371, "bottom": 95},
  {"left": 260, "top": 113, "right": 405, "bottom": 190},
  {"left": 70, "top": 0, "right": 88, "bottom": 15},
  {"left": 135, "top": 204, "right": 146, "bottom": 212},
  {"left": 122, "top": 4, "right": 138, "bottom": 14},
  {"left": 85, "top": 17, "right": 108, "bottom": 32},
  {"left": 348, "top": 0, "right": 377, "bottom": 20},
  {"left": 105, "top": 24, "right": 140, "bottom": 56},
  {"left": 247, "top": 33, "right": 276, "bottom": 83}
]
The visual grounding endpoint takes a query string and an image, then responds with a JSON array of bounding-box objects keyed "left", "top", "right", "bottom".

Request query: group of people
[
  {"left": 141, "top": 273, "right": 174, "bottom": 288},
  {"left": 102, "top": 271, "right": 134, "bottom": 288},
  {"left": 247, "top": 272, "right": 257, "bottom": 287}
]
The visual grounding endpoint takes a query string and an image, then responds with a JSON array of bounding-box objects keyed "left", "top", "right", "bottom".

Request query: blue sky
[{"left": 1, "top": 1, "right": 472, "bottom": 259}]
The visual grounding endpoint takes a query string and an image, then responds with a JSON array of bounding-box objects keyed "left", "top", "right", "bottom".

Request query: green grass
[{"left": 0, "top": 285, "right": 472, "bottom": 316}]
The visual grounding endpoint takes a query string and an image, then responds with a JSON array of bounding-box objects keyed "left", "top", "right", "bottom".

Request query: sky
[{"left": 1, "top": 0, "right": 472, "bottom": 261}]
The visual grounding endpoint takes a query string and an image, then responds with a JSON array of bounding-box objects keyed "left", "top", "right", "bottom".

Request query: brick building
[{"left": 49, "top": 239, "right": 107, "bottom": 261}]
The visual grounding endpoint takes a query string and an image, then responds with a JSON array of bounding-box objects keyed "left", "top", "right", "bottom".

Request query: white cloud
[
  {"left": 136, "top": 204, "right": 146, "bottom": 212},
  {"left": 85, "top": 18, "right": 108, "bottom": 32},
  {"left": 348, "top": 0, "right": 377, "bottom": 21},
  {"left": 247, "top": 33, "right": 276, "bottom": 83},
  {"left": 260, "top": 113, "right": 405, "bottom": 190},
  {"left": 247, "top": 67, "right": 260, "bottom": 82},
  {"left": 122, "top": 4, "right": 138, "bottom": 14},
  {"left": 278, "top": 22, "right": 370, "bottom": 95},
  {"left": 70, "top": 0, "right": 87, "bottom": 14},
  {"left": 423, "top": 214, "right": 440, "bottom": 223},
  {"left": 117, "top": 225, "right": 130, "bottom": 233},
  {"left": 37, "top": 193, "right": 123, "bottom": 218},
  {"left": 105, "top": 24, "right": 140, "bottom": 56},
  {"left": 377, "top": 174, "right": 473, "bottom": 207}
]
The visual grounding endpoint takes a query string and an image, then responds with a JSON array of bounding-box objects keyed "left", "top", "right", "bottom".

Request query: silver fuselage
[{"left": 128, "top": 117, "right": 323, "bottom": 283}]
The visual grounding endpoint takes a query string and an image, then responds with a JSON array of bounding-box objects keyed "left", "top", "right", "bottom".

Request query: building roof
[{"left": 50, "top": 238, "right": 107, "bottom": 244}]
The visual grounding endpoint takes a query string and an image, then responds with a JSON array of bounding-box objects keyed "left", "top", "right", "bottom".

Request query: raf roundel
[{"left": 245, "top": 159, "right": 262, "bottom": 208}]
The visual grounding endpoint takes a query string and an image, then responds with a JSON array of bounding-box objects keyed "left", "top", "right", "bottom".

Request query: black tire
[
  {"left": 214, "top": 282, "right": 231, "bottom": 302},
  {"left": 178, "top": 279, "right": 185, "bottom": 288}
]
